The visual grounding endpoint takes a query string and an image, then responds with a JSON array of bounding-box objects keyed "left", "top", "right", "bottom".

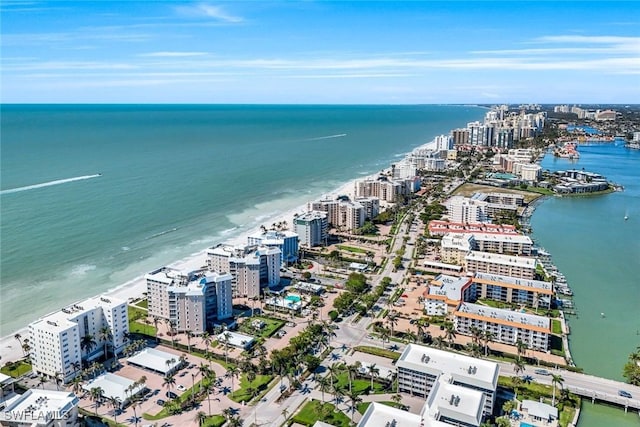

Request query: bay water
[{"left": 531, "top": 143, "right": 640, "bottom": 426}]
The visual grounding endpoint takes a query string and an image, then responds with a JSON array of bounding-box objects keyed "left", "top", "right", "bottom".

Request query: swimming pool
[{"left": 285, "top": 294, "right": 301, "bottom": 303}]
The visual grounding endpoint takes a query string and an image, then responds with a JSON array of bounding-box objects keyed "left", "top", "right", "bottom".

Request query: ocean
[
  {"left": 0, "top": 104, "right": 484, "bottom": 335},
  {"left": 531, "top": 142, "right": 640, "bottom": 426}
]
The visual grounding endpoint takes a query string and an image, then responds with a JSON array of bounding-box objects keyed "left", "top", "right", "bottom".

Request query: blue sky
[{"left": 1, "top": 1, "right": 639, "bottom": 103}]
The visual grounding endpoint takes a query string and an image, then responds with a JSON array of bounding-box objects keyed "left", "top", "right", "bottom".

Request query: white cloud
[{"left": 175, "top": 3, "right": 243, "bottom": 23}]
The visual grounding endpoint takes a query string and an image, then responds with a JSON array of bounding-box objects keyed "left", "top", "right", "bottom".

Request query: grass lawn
[
  {"left": 337, "top": 245, "right": 367, "bottom": 254},
  {"left": 238, "top": 316, "right": 285, "bottom": 338},
  {"left": 1, "top": 360, "right": 32, "bottom": 378},
  {"left": 356, "top": 401, "right": 404, "bottom": 414},
  {"left": 559, "top": 405, "right": 576, "bottom": 427},
  {"left": 334, "top": 372, "right": 390, "bottom": 395},
  {"left": 202, "top": 415, "right": 226, "bottom": 427},
  {"left": 229, "top": 374, "right": 273, "bottom": 403},
  {"left": 133, "top": 299, "right": 148, "bottom": 309},
  {"left": 127, "top": 305, "right": 156, "bottom": 336},
  {"left": 552, "top": 319, "right": 563, "bottom": 335},
  {"left": 292, "top": 399, "right": 351, "bottom": 427},
  {"left": 354, "top": 346, "right": 400, "bottom": 361}
]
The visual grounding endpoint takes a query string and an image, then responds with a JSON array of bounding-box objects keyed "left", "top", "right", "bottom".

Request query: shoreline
[{"left": 0, "top": 139, "right": 426, "bottom": 363}]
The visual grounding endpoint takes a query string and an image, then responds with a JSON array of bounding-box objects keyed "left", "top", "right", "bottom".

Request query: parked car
[
  {"left": 177, "top": 385, "right": 186, "bottom": 392},
  {"left": 618, "top": 390, "right": 632, "bottom": 398},
  {"left": 534, "top": 369, "right": 551, "bottom": 376},
  {"left": 156, "top": 399, "right": 166, "bottom": 406},
  {"left": 166, "top": 391, "right": 178, "bottom": 399}
]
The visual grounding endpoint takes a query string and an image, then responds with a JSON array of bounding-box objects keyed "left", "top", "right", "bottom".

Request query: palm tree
[
  {"left": 443, "top": 322, "right": 456, "bottom": 348},
  {"left": 130, "top": 396, "right": 142, "bottom": 426},
  {"left": 226, "top": 365, "right": 240, "bottom": 392},
  {"left": 379, "top": 328, "right": 390, "bottom": 349},
  {"left": 391, "top": 393, "right": 403, "bottom": 408},
  {"left": 317, "top": 375, "right": 331, "bottom": 403},
  {"left": 80, "top": 334, "right": 97, "bottom": 357},
  {"left": 326, "top": 362, "right": 343, "bottom": 392},
  {"left": 164, "top": 319, "right": 177, "bottom": 348},
  {"left": 107, "top": 396, "right": 121, "bottom": 424},
  {"left": 511, "top": 376, "right": 523, "bottom": 398},
  {"left": 201, "top": 380, "right": 214, "bottom": 416},
  {"left": 53, "top": 372, "right": 62, "bottom": 390},
  {"left": 89, "top": 387, "right": 104, "bottom": 415},
  {"left": 70, "top": 376, "right": 83, "bottom": 395},
  {"left": 346, "top": 362, "right": 361, "bottom": 393},
  {"left": 515, "top": 338, "right": 528, "bottom": 361},
  {"left": 186, "top": 330, "right": 194, "bottom": 353},
  {"left": 404, "top": 328, "right": 417, "bottom": 344},
  {"left": 202, "top": 332, "right": 213, "bottom": 364},
  {"left": 98, "top": 326, "right": 112, "bottom": 359},
  {"left": 368, "top": 363, "right": 380, "bottom": 390},
  {"left": 228, "top": 415, "right": 243, "bottom": 427},
  {"left": 152, "top": 316, "right": 161, "bottom": 342},
  {"left": 14, "top": 334, "right": 24, "bottom": 356},
  {"left": 482, "top": 330, "right": 495, "bottom": 357},
  {"left": 513, "top": 358, "right": 526, "bottom": 376},
  {"left": 387, "top": 311, "right": 399, "bottom": 338},
  {"left": 222, "top": 407, "right": 234, "bottom": 421},
  {"left": 346, "top": 389, "right": 362, "bottom": 423},
  {"left": 222, "top": 332, "right": 232, "bottom": 364},
  {"left": 162, "top": 374, "right": 176, "bottom": 399},
  {"left": 195, "top": 411, "right": 207, "bottom": 426},
  {"left": 551, "top": 374, "right": 564, "bottom": 406},
  {"left": 434, "top": 335, "right": 446, "bottom": 349}
]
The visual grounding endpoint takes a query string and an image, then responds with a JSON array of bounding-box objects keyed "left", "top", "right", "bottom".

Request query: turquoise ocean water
[
  {"left": 0, "top": 104, "right": 484, "bottom": 335},
  {"left": 531, "top": 143, "right": 640, "bottom": 426}
]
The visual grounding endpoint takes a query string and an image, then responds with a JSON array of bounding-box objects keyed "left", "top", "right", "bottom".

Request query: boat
[
  {"left": 601, "top": 312, "right": 606, "bottom": 318},
  {"left": 625, "top": 215, "right": 629, "bottom": 221}
]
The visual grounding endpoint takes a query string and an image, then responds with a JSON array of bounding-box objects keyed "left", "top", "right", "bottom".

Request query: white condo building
[
  {"left": 1, "top": 389, "right": 80, "bottom": 427},
  {"left": 293, "top": 211, "right": 328, "bottom": 247},
  {"left": 465, "top": 251, "right": 537, "bottom": 280},
  {"left": 29, "top": 295, "right": 128, "bottom": 383},
  {"left": 308, "top": 197, "right": 367, "bottom": 232},
  {"left": 396, "top": 344, "right": 499, "bottom": 417},
  {"left": 247, "top": 229, "right": 299, "bottom": 264},
  {"left": 445, "top": 196, "right": 488, "bottom": 224},
  {"left": 206, "top": 244, "right": 281, "bottom": 298},
  {"left": 146, "top": 268, "right": 233, "bottom": 333},
  {"left": 454, "top": 302, "right": 551, "bottom": 351}
]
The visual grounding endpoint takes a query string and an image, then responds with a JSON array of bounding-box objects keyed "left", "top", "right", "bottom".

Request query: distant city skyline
[{"left": 1, "top": 1, "right": 639, "bottom": 104}]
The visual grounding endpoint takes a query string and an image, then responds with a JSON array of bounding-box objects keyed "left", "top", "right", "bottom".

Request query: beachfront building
[
  {"left": 247, "top": 229, "right": 299, "bottom": 264},
  {"left": 471, "top": 273, "right": 553, "bottom": 309},
  {"left": 146, "top": 267, "right": 233, "bottom": 333},
  {"left": 1, "top": 389, "right": 79, "bottom": 427},
  {"left": 206, "top": 244, "right": 281, "bottom": 298},
  {"left": 428, "top": 220, "right": 518, "bottom": 237},
  {"left": 444, "top": 196, "right": 488, "bottom": 224},
  {"left": 465, "top": 251, "right": 537, "bottom": 280},
  {"left": 354, "top": 175, "right": 418, "bottom": 203},
  {"left": 29, "top": 295, "right": 128, "bottom": 383},
  {"left": 396, "top": 344, "right": 499, "bottom": 416},
  {"left": 293, "top": 211, "right": 328, "bottom": 247},
  {"left": 354, "top": 196, "right": 380, "bottom": 220},
  {"left": 308, "top": 197, "right": 366, "bottom": 232},
  {"left": 217, "top": 331, "right": 255, "bottom": 350},
  {"left": 520, "top": 163, "right": 542, "bottom": 182},
  {"left": 423, "top": 275, "right": 474, "bottom": 316},
  {"left": 453, "top": 303, "right": 551, "bottom": 352}
]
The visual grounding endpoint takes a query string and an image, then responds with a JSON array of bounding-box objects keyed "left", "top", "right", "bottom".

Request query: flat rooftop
[
  {"left": 423, "top": 379, "right": 484, "bottom": 426},
  {"left": 471, "top": 233, "right": 533, "bottom": 245},
  {"left": 466, "top": 251, "right": 537, "bottom": 269},
  {"left": 358, "top": 402, "right": 423, "bottom": 427},
  {"left": 30, "top": 294, "right": 126, "bottom": 332},
  {"left": 83, "top": 373, "right": 144, "bottom": 403},
  {"left": 427, "top": 275, "right": 472, "bottom": 302},
  {"left": 456, "top": 303, "right": 551, "bottom": 332},
  {"left": 218, "top": 331, "right": 255, "bottom": 349},
  {"left": 127, "top": 348, "right": 182, "bottom": 375},
  {"left": 473, "top": 272, "right": 553, "bottom": 294},
  {"left": 397, "top": 344, "right": 499, "bottom": 391},
  {"left": 2, "top": 389, "right": 79, "bottom": 425}
]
